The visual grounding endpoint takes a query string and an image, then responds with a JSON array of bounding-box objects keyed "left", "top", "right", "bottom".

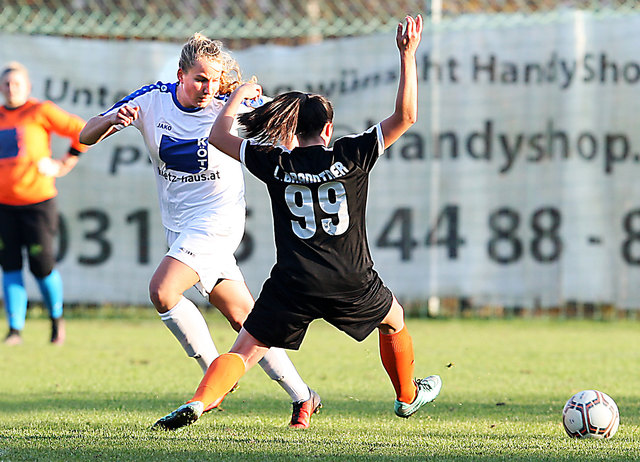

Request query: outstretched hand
[
  {"left": 380, "top": 14, "right": 422, "bottom": 150},
  {"left": 396, "top": 15, "right": 423, "bottom": 56}
]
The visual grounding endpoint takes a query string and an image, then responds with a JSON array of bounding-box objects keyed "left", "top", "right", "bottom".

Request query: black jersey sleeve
[
  {"left": 241, "top": 139, "right": 286, "bottom": 183},
  {"left": 333, "top": 124, "right": 384, "bottom": 173}
]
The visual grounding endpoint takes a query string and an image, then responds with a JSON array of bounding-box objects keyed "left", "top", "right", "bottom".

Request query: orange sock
[
  {"left": 189, "top": 353, "right": 246, "bottom": 408},
  {"left": 379, "top": 326, "right": 416, "bottom": 404}
]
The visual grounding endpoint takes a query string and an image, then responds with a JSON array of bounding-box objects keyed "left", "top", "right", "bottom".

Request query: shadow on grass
[{"left": 2, "top": 390, "right": 640, "bottom": 425}]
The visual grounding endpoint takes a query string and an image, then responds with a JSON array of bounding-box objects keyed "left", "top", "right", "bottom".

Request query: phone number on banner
[{"left": 374, "top": 204, "right": 640, "bottom": 265}]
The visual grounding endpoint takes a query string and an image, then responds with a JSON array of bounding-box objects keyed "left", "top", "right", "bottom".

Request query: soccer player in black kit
[{"left": 153, "top": 14, "right": 442, "bottom": 431}]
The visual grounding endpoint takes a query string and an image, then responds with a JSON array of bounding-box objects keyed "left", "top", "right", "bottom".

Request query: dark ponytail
[{"left": 238, "top": 91, "right": 333, "bottom": 145}]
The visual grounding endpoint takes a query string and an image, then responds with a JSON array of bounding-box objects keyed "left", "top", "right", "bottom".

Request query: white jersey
[{"left": 102, "top": 81, "right": 245, "bottom": 232}]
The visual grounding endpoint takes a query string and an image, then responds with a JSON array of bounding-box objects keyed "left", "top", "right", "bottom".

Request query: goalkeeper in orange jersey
[{"left": 0, "top": 61, "right": 89, "bottom": 345}]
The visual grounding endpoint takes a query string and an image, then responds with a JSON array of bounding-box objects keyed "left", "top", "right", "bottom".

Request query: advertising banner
[{"left": 2, "top": 11, "right": 639, "bottom": 307}]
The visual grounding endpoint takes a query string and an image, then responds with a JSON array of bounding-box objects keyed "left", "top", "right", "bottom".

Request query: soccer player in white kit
[{"left": 80, "top": 33, "right": 320, "bottom": 428}]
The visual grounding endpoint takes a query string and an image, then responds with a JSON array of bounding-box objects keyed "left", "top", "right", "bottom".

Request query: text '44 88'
[{"left": 375, "top": 205, "right": 640, "bottom": 265}]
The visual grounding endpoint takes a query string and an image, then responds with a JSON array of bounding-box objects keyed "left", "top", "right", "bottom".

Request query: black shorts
[
  {"left": 0, "top": 198, "right": 58, "bottom": 278},
  {"left": 244, "top": 272, "right": 393, "bottom": 350}
]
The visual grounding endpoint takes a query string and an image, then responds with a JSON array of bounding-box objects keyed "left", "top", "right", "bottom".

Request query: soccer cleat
[
  {"left": 51, "top": 318, "right": 65, "bottom": 345},
  {"left": 289, "top": 388, "right": 322, "bottom": 429},
  {"left": 4, "top": 329, "right": 22, "bottom": 346},
  {"left": 151, "top": 401, "right": 204, "bottom": 430},
  {"left": 394, "top": 375, "right": 442, "bottom": 418}
]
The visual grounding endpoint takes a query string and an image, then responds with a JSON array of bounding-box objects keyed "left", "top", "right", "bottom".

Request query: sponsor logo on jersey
[
  {"left": 156, "top": 122, "right": 172, "bottom": 131},
  {"left": 159, "top": 134, "right": 209, "bottom": 173},
  {"left": 157, "top": 166, "right": 221, "bottom": 183}
]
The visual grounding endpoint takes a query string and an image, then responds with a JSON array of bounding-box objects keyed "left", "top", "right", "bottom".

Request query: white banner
[{"left": 2, "top": 11, "right": 640, "bottom": 308}]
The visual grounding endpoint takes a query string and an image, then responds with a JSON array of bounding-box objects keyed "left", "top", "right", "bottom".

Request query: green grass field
[{"left": 1, "top": 309, "right": 640, "bottom": 461}]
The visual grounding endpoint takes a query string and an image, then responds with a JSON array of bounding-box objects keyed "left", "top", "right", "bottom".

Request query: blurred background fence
[{"left": 1, "top": 1, "right": 637, "bottom": 43}]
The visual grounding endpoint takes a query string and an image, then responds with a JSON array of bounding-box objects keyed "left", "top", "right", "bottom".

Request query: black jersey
[{"left": 241, "top": 124, "right": 385, "bottom": 296}]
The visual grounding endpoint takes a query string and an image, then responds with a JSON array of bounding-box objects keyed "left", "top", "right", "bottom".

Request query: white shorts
[{"left": 165, "top": 220, "right": 245, "bottom": 297}]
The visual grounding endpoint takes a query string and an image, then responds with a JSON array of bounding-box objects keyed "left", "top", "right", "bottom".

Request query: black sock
[{"left": 50, "top": 317, "right": 60, "bottom": 340}]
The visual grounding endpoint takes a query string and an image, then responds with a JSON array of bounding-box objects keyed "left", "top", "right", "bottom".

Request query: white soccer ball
[{"left": 562, "top": 390, "right": 619, "bottom": 439}]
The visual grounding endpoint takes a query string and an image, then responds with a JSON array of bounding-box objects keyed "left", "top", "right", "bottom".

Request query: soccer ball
[{"left": 562, "top": 390, "right": 619, "bottom": 439}]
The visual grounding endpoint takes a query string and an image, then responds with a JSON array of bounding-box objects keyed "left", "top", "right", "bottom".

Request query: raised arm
[
  {"left": 380, "top": 14, "right": 423, "bottom": 148},
  {"left": 79, "top": 105, "right": 139, "bottom": 145},
  {"left": 208, "top": 83, "right": 262, "bottom": 161}
]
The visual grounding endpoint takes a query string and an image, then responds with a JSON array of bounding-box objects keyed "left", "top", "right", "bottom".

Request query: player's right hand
[
  {"left": 114, "top": 105, "right": 139, "bottom": 127},
  {"left": 37, "top": 157, "right": 62, "bottom": 177},
  {"left": 396, "top": 14, "right": 423, "bottom": 55}
]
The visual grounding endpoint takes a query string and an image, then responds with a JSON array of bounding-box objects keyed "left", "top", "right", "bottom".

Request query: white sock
[
  {"left": 258, "top": 347, "right": 311, "bottom": 403},
  {"left": 159, "top": 297, "right": 219, "bottom": 373}
]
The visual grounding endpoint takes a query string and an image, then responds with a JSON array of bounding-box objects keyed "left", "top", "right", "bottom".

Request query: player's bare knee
[
  {"left": 149, "top": 281, "right": 172, "bottom": 313},
  {"left": 225, "top": 313, "right": 244, "bottom": 332},
  {"left": 213, "top": 298, "right": 252, "bottom": 332},
  {"left": 379, "top": 298, "right": 406, "bottom": 334}
]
